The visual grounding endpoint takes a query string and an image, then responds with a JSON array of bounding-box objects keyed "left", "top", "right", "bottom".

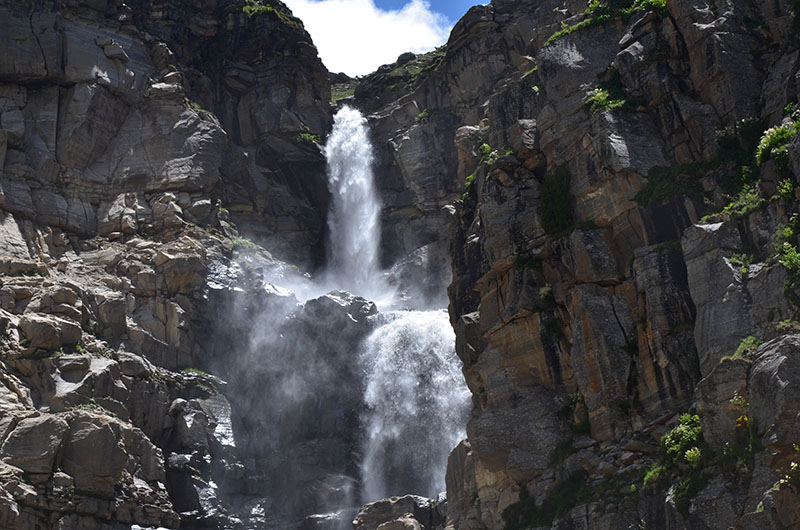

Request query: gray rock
[
  {"left": 61, "top": 413, "right": 128, "bottom": 497},
  {"left": 0, "top": 415, "right": 68, "bottom": 474},
  {"left": 18, "top": 313, "right": 82, "bottom": 350},
  {"left": 748, "top": 335, "right": 800, "bottom": 449},
  {"left": 102, "top": 42, "right": 129, "bottom": 62},
  {"left": 695, "top": 358, "right": 750, "bottom": 451},
  {"left": 354, "top": 495, "right": 442, "bottom": 530}
]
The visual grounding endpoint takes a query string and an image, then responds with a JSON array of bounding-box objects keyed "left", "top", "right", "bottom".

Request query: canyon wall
[
  {"left": 350, "top": 0, "right": 800, "bottom": 528},
  {"left": 1, "top": 0, "right": 800, "bottom": 529}
]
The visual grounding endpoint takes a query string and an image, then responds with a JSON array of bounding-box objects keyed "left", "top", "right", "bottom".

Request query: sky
[{"left": 282, "top": 0, "right": 480, "bottom": 76}]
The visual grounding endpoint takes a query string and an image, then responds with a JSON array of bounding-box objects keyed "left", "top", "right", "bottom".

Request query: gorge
[{"left": 1, "top": 0, "right": 800, "bottom": 529}]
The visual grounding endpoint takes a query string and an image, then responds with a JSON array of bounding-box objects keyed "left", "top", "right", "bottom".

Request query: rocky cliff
[
  {"left": 0, "top": 0, "right": 340, "bottom": 527},
  {"left": 2, "top": 0, "right": 800, "bottom": 529},
  {"left": 347, "top": 0, "right": 800, "bottom": 528}
]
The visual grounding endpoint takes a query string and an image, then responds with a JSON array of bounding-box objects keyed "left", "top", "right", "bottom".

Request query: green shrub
[
  {"left": 732, "top": 335, "right": 763, "bottom": 360},
  {"left": 729, "top": 253, "right": 754, "bottom": 275},
  {"left": 296, "top": 132, "right": 320, "bottom": 144},
  {"left": 540, "top": 166, "right": 573, "bottom": 235},
  {"left": 719, "top": 184, "right": 765, "bottom": 218},
  {"left": 461, "top": 171, "right": 477, "bottom": 201},
  {"left": 673, "top": 472, "right": 709, "bottom": 516},
  {"left": 756, "top": 121, "right": 800, "bottom": 166},
  {"left": 644, "top": 463, "right": 668, "bottom": 487},
  {"left": 546, "top": 0, "right": 667, "bottom": 45},
  {"left": 661, "top": 414, "right": 704, "bottom": 466},
  {"left": 585, "top": 87, "right": 626, "bottom": 113},
  {"left": 778, "top": 178, "right": 796, "bottom": 200}
]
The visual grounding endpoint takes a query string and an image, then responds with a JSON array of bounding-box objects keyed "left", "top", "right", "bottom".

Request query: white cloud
[{"left": 283, "top": 0, "right": 452, "bottom": 76}]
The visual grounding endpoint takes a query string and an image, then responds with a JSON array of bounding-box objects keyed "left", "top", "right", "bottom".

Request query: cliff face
[
  {"left": 2, "top": 0, "right": 800, "bottom": 529},
  {"left": 0, "top": 0, "right": 337, "bottom": 527},
  {"left": 349, "top": 0, "right": 800, "bottom": 528},
  {"left": 342, "top": 1, "right": 800, "bottom": 528}
]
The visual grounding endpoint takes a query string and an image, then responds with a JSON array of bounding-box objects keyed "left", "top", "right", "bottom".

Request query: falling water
[
  {"left": 360, "top": 310, "right": 472, "bottom": 501},
  {"left": 323, "top": 106, "right": 471, "bottom": 504},
  {"left": 324, "top": 106, "right": 390, "bottom": 304}
]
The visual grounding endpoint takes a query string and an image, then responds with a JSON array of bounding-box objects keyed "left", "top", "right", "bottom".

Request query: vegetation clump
[
  {"left": 545, "top": 0, "right": 668, "bottom": 45},
  {"left": 643, "top": 414, "right": 710, "bottom": 516},
  {"left": 296, "top": 132, "right": 321, "bottom": 144},
  {"left": 243, "top": 0, "right": 303, "bottom": 29},
  {"left": 731, "top": 335, "right": 763, "bottom": 361},
  {"left": 755, "top": 120, "right": 800, "bottom": 171}
]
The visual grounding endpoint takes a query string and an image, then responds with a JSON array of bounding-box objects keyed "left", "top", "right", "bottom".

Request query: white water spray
[
  {"left": 360, "top": 310, "right": 471, "bottom": 501},
  {"left": 324, "top": 107, "right": 391, "bottom": 305}
]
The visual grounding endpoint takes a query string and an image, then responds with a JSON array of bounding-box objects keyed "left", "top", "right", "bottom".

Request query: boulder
[
  {"left": 695, "top": 358, "right": 750, "bottom": 451},
  {"left": 353, "top": 495, "right": 443, "bottom": 530},
  {"left": 0, "top": 415, "right": 68, "bottom": 474},
  {"left": 61, "top": 413, "right": 128, "bottom": 497},
  {"left": 17, "top": 313, "right": 82, "bottom": 350},
  {"left": 748, "top": 335, "right": 800, "bottom": 449}
]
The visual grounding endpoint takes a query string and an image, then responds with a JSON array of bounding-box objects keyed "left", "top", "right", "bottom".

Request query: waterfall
[
  {"left": 324, "top": 106, "right": 389, "bottom": 305},
  {"left": 360, "top": 310, "right": 471, "bottom": 501},
  {"left": 324, "top": 106, "right": 471, "bottom": 504}
]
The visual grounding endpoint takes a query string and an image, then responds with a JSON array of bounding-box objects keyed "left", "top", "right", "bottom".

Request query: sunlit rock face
[{"left": 338, "top": 0, "right": 800, "bottom": 528}]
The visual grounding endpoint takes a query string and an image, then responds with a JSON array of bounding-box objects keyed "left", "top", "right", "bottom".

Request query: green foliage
[
  {"left": 502, "top": 471, "right": 591, "bottom": 529},
  {"left": 778, "top": 178, "right": 796, "bottom": 200},
  {"left": 662, "top": 414, "right": 704, "bottom": 466},
  {"left": 673, "top": 472, "right": 710, "bottom": 516},
  {"left": 585, "top": 87, "right": 626, "bottom": 113},
  {"left": 729, "top": 390, "right": 749, "bottom": 409},
  {"left": 732, "top": 335, "right": 763, "bottom": 361},
  {"left": 729, "top": 253, "right": 755, "bottom": 275},
  {"left": 331, "top": 84, "right": 355, "bottom": 103},
  {"left": 415, "top": 108, "right": 431, "bottom": 122},
  {"left": 644, "top": 463, "right": 668, "bottom": 487},
  {"left": 585, "top": 67, "right": 642, "bottom": 114},
  {"left": 546, "top": 0, "right": 667, "bottom": 45},
  {"left": 232, "top": 235, "right": 264, "bottom": 251},
  {"left": 719, "top": 185, "right": 765, "bottom": 218},
  {"left": 243, "top": 0, "right": 303, "bottom": 28},
  {"left": 183, "top": 97, "right": 206, "bottom": 114},
  {"left": 643, "top": 414, "right": 712, "bottom": 516},
  {"left": 296, "top": 132, "right": 321, "bottom": 144},
  {"left": 461, "top": 171, "right": 477, "bottom": 202},
  {"left": 756, "top": 121, "right": 800, "bottom": 166},
  {"left": 67, "top": 399, "right": 117, "bottom": 418},
  {"left": 541, "top": 166, "right": 573, "bottom": 235},
  {"left": 684, "top": 446, "right": 702, "bottom": 467},
  {"left": 719, "top": 415, "right": 761, "bottom": 475}
]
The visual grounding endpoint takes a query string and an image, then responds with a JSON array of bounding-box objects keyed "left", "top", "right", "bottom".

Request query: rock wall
[
  {"left": 0, "top": 0, "right": 342, "bottom": 527},
  {"left": 345, "top": 0, "right": 800, "bottom": 528}
]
